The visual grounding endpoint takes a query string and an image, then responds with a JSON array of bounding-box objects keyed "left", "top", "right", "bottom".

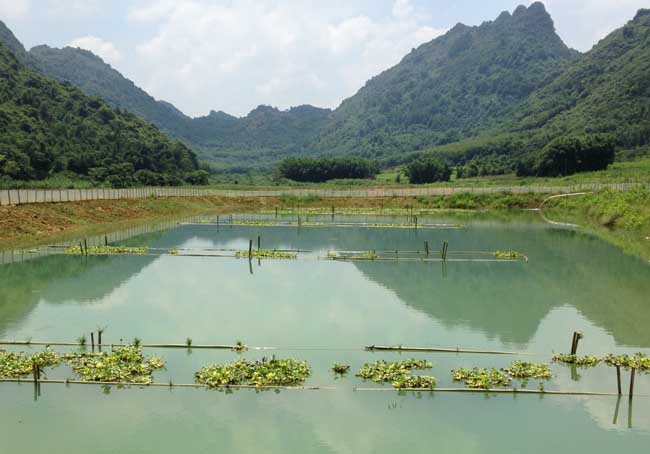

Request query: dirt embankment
[{"left": 0, "top": 196, "right": 277, "bottom": 248}]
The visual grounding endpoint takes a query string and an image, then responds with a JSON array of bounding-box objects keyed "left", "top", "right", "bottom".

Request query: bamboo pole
[
  {"left": 365, "top": 345, "right": 532, "bottom": 355},
  {"left": 0, "top": 379, "right": 646, "bottom": 397}
]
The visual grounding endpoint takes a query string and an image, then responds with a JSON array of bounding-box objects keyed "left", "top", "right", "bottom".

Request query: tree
[{"left": 405, "top": 157, "right": 451, "bottom": 184}]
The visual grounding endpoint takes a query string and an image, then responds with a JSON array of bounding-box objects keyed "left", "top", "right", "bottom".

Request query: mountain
[
  {"left": 0, "top": 41, "right": 200, "bottom": 185},
  {"left": 313, "top": 2, "right": 579, "bottom": 159},
  {"left": 504, "top": 9, "right": 650, "bottom": 150}
]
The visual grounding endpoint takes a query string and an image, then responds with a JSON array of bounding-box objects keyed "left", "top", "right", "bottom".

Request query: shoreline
[{"left": 1, "top": 191, "right": 648, "bottom": 262}]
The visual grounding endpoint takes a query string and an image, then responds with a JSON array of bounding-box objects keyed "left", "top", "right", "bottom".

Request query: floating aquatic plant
[
  {"left": 168, "top": 249, "right": 180, "bottom": 256},
  {"left": 0, "top": 348, "right": 61, "bottom": 379},
  {"left": 232, "top": 341, "right": 248, "bottom": 352},
  {"left": 356, "top": 359, "right": 433, "bottom": 384},
  {"left": 392, "top": 375, "right": 437, "bottom": 390},
  {"left": 552, "top": 354, "right": 601, "bottom": 367},
  {"left": 506, "top": 361, "right": 552, "bottom": 379},
  {"left": 63, "top": 346, "right": 164, "bottom": 384},
  {"left": 451, "top": 368, "right": 512, "bottom": 389},
  {"left": 604, "top": 353, "right": 650, "bottom": 371},
  {"left": 235, "top": 249, "right": 297, "bottom": 259},
  {"left": 494, "top": 251, "right": 524, "bottom": 260},
  {"left": 195, "top": 357, "right": 311, "bottom": 388},
  {"left": 332, "top": 363, "right": 351, "bottom": 374},
  {"left": 348, "top": 251, "right": 380, "bottom": 261},
  {"left": 65, "top": 245, "right": 148, "bottom": 255}
]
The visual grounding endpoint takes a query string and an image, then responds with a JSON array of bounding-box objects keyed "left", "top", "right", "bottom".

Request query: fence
[{"left": 1, "top": 183, "right": 648, "bottom": 207}]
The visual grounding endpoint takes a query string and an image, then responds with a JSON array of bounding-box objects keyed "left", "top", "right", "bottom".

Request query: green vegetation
[
  {"left": 494, "top": 251, "right": 525, "bottom": 260},
  {"left": 506, "top": 361, "right": 552, "bottom": 379},
  {"left": 0, "top": 41, "right": 200, "bottom": 187},
  {"left": 317, "top": 3, "right": 576, "bottom": 160},
  {"left": 62, "top": 346, "right": 164, "bottom": 383},
  {"left": 451, "top": 368, "right": 512, "bottom": 389},
  {"left": 64, "top": 245, "right": 149, "bottom": 255},
  {"left": 552, "top": 354, "right": 601, "bottom": 367},
  {"left": 234, "top": 249, "right": 298, "bottom": 260},
  {"left": 332, "top": 363, "right": 351, "bottom": 374},
  {"left": 604, "top": 353, "right": 650, "bottom": 371},
  {"left": 405, "top": 157, "right": 451, "bottom": 184},
  {"left": 0, "top": 348, "right": 61, "bottom": 378},
  {"left": 356, "top": 359, "right": 434, "bottom": 389},
  {"left": 278, "top": 157, "right": 378, "bottom": 182},
  {"left": 545, "top": 188, "right": 650, "bottom": 261},
  {"left": 516, "top": 135, "right": 616, "bottom": 177},
  {"left": 195, "top": 357, "right": 311, "bottom": 387}
]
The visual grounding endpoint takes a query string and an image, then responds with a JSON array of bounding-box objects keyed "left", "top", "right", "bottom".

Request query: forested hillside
[
  {"left": 313, "top": 2, "right": 578, "bottom": 159},
  {"left": 0, "top": 21, "right": 332, "bottom": 170},
  {"left": 2, "top": 4, "right": 650, "bottom": 177},
  {"left": 0, "top": 42, "right": 201, "bottom": 186}
]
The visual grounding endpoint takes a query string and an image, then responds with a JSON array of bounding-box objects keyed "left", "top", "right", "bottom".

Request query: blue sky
[{"left": 1, "top": 1, "right": 646, "bottom": 117}]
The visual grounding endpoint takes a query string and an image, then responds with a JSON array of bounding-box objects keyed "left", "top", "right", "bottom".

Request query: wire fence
[{"left": 1, "top": 182, "right": 649, "bottom": 206}]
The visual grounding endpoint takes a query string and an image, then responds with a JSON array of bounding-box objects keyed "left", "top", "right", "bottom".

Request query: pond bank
[{"left": 2, "top": 190, "right": 648, "bottom": 263}]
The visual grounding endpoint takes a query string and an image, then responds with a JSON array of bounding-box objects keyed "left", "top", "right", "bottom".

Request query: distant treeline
[{"left": 278, "top": 157, "right": 379, "bottom": 182}]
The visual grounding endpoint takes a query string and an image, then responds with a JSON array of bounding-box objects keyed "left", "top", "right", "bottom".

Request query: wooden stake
[
  {"left": 91, "top": 332, "right": 95, "bottom": 351},
  {"left": 629, "top": 368, "right": 636, "bottom": 399},
  {"left": 570, "top": 331, "right": 583, "bottom": 355},
  {"left": 83, "top": 239, "right": 88, "bottom": 255},
  {"left": 616, "top": 366, "right": 622, "bottom": 395},
  {"left": 248, "top": 240, "right": 253, "bottom": 260},
  {"left": 424, "top": 241, "right": 429, "bottom": 256},
  {"left": 104, "top": 236, "right": 108, "bottom": 246},
  {"left": 257, "top": 236, "right": 261, "bottom": 250}
]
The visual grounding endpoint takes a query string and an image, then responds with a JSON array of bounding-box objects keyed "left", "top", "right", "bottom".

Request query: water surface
[{"left": 1, "top": 213, "right": 649, "bottom": 453}]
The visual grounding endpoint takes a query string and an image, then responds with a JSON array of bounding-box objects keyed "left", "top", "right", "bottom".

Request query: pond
[{"left": 1, "top": 212, "right": 649, "bottom": 453}]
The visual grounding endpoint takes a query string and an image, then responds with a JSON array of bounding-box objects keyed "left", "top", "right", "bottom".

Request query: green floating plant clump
[
  {"left": 65, "top": 245, "right": 149, "bottom": 255},
  {"left": 552, "top": 354, "right": 601, "bottom": 367},
  {"left": 62, "top": 346, "right": 164, "bottom": 384},
  {"left": 348, "top": 251, "right": 380, "bottom": 261},
  {"left": 392, "top": 374, "right": 437, "bottom": 390},
  {"left": 332, "top": 363, "right": 351, "bottom": 374},
  {"left": 604, "top": 353, "right": 650, "bottom": 370},
  {"left": 506, "top": 361, "right": 552, "bottom": 379},
  {"left": 0, "top": 348, "right": 61, "bottom": 378},
  {"left": 235, "top": 249, "right": 298, "bottom": 259},
  {"left": 356, "top": 359, "right": 434, "bottom": 389},
  {"left": 195, "top": 357, "right": 311, "bottom": 388},
  {"left": 494, "top": 251, "right": 524, "bottom": 260},
  {"left": 452, "top": 368, "right": 512, "bottom": 389}
]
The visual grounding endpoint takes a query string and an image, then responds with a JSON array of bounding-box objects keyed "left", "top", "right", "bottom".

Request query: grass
[{"left": 545, "top": 188, "right": 650, "bottom": 261}]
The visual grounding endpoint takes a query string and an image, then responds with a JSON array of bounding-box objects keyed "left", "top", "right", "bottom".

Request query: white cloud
[
  {"left": 68, "top": 35, "right": 122, "bottom": 66},
  {"left": 545, "top": 0, "right": 649, "bottom": 51},
  {"left": 130, "top": 0, "right": 445, "bottom": 117},
  {"left": 0, "top": 0, "right": 31, "bottom": 19}
]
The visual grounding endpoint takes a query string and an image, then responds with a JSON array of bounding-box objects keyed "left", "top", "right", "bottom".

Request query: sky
[{"left": 0, "top": 0, "right": 647, "bottom": 118}]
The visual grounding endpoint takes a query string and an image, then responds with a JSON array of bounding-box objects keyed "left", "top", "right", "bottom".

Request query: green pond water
[{"left": 1, "top": 212, "right": 650, "bottom": 453}]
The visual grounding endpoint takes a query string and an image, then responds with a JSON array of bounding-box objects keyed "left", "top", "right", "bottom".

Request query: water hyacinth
[
  {"left": 494, "top": 251, "right": 524, "bottom": 260},
  {"left": 604, "top": 353, "right": 650, "bottom": 371},
  {"left": 392, "top": 375, "right": 437, "bottom": 390},
  {"left": 63, "top": 346, "right": 164, "bottom": 384},
  {"left": 235, "top": 249, "right": 297, "bottom": 259},
  {"left": 452, "top": 368, "right": 512, "bottom": 389},
  {"left": 332, "top": 363, "right": 351, "bottom": 374},
  {"left": 552, "top": 354, "right": 601, "bottom": 367},
  {"left": 356, "top": 359, "right": 434, "bottom": 389},
  {"left": 65, "top": 245, "right": 148, "bottom": 255},
  {"left": 195, "top": 357, "right": 311, "bottom": 388},
  {"left": 0, "top": 348, "right": 62, "bottom": 378},
  {"left": 506, "top": 361, "right": 552, "bottom": 379}
]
